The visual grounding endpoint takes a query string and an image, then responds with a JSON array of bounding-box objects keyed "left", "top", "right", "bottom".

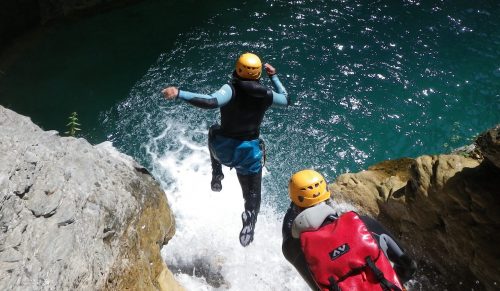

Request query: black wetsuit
[
  {"left": 219, "top": 72, "right": 274, "bottom": 140},
  {"left": 281, "top": 202, "right": 417, "bottom": 290}
]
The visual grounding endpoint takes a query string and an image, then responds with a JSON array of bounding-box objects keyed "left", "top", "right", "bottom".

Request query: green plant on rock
[{"left": 65, "top": 112, "right": 81, "bottom": 137}]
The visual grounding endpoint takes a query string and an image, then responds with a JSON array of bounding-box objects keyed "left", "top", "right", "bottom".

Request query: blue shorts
[{"left": 209, "top": 134, "right": 262, "bottom": 175}]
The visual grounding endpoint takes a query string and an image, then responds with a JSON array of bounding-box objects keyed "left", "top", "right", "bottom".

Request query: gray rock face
[{"left": 0, "top": 105, "right": 178, "bottom": 290}]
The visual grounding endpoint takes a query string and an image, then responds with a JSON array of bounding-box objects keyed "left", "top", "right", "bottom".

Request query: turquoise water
[
  {"left": 1, "top": 0, "right": 499, "bottom": 289},
  {"left": 2, "top": 1, "right": 498, "bottom": 180},
  {"left": 0, "top": 0, "right": 234, "bottom": 141},
  {"left": 1, "top": 0, "right": 498, "bottom": 207}
]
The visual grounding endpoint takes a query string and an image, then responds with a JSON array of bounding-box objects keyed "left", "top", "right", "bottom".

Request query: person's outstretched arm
[
  {"left": 264, "top": 63, "right": 290, "bottom": 106},
  {"left": 162, "top": 85, "right": 232, "bottom": 109}
]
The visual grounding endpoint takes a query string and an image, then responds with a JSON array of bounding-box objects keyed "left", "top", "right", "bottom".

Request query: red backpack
[{"left": 299, "top": 211, "right": 403, "bottom": 291}]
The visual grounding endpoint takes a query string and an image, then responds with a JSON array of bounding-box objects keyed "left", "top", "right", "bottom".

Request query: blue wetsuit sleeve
[
  {"left": 177, "top": 84, "right": 233, "bottom": 109},
  {"left": 269, "top": 74, "right": 290, "bottom": 107}
]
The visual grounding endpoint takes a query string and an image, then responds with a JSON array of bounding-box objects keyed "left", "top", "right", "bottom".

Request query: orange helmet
[
  {"left": 289, "top": 169, "right": 330, "bottom": 208},
  {"left": 235, "top": 53, "right": 262, "bottom": 79}
]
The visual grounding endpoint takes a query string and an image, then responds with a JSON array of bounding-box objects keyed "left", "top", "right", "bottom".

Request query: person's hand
[
  {"left": 162, "top": 86, "right": 179, "bottom": 100},
  {"left": 264, "top": 63, "right": 276, "bottom": 76}
]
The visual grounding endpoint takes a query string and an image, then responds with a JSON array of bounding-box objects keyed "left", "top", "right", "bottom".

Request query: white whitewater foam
[{"left": 147, "top": 126, "right": 309, "bottom": 290}]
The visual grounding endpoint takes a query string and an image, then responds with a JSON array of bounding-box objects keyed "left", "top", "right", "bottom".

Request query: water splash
[{"left": 146, "top": 124, "right": 310, "bottom": 290}]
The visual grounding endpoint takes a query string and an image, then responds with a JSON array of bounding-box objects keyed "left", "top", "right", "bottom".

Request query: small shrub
[{"left": 65, "top": 112, "right": 81, "bottom": 137}]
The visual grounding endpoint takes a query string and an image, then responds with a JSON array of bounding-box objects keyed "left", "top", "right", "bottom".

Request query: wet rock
[{"left": 476, "top": 125, "right": 500, "bottom": 170}]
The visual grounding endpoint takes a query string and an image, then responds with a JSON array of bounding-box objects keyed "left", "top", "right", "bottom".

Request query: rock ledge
[{"left": 0, "top": 105, "right": 182, "bottom": 291}]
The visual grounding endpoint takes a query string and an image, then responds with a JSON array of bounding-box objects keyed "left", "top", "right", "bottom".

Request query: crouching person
[{"left": 282, "top": 169, "right": 417, "bottom": 290}]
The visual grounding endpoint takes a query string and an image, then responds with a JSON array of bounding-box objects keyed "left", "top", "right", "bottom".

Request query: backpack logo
[{"left": 329, "top": 243, "right": 350, "bottom": 260}]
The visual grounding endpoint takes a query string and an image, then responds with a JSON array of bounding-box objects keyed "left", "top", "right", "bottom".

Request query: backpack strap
[
  {"left": 328, "top": 276, "right": 341, "bottom": 291},
  {"left": 365, "top": 257, "right": 402, "bottom": 291}
]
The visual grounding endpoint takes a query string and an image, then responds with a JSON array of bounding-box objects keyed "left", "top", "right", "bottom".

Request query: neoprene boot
[
  {"left": 393, "top": 254, "right": 417, "bottom": 282},
  {"left": 237, "top": 170, "right": 262, "bottom": 247},
  {"left": 208, "top": 124, "right": 224, "bottom": 192},
  {"left": 210, "top": 153, "right": 224, "bottom": 192}
]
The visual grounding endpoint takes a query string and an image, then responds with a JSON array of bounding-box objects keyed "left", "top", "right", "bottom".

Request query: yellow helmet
[
  {"left": 235, "top": 53, "right": 262, "bottom": 80},
  {"left": 288, "top": 169, "right": 330, "bottom": 208}
]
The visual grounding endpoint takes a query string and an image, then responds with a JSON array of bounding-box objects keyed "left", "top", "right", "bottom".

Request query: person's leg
[
  {"left": 237, "top": 169, "right": 262, "bottom": 247},
  {"left": 210, "top": 152, "right": 224, "bottom": 192},
  {"left": 208, "top": 125, "right": 224, "bottom": 192},
  {"left": 378, "top": 234, "right": 417, "bottom": 283}
]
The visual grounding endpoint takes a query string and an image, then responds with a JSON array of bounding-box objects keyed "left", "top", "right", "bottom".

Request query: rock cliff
[
  {"left": 0, "top": 105, "right": 183, "bottom": 290},
  {"left": 331, "top": 125, "right": 500, "bottom": 290}
]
